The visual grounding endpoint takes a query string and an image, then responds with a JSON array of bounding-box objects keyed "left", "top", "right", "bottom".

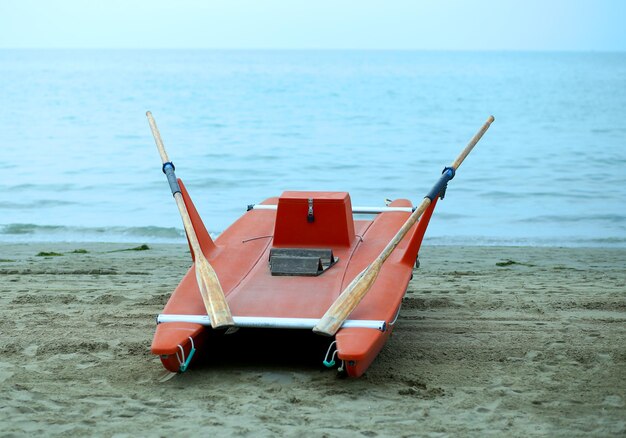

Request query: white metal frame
[
  {"left": 249, "top": 204, "right": 413, "bottom": 214},
  {"left": 157, "top": 314, "right": 386, "bottom": 331}
]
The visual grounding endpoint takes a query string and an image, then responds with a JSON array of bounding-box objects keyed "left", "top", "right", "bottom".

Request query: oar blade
[
  {"left": 194, "top": 247, "right": 234, "bottom": 329},
  {"left": 313, "top": 265, "right": 379, "bottom": 336},
  {"left": 146, "top": 111, "right": 234, "bottom": 330}
]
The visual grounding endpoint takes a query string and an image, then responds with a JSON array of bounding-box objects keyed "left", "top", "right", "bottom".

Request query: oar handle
[
  {"left": 146, "top": 111, "right": 171, "bottom": 165},
  {"left": 147, "top": 111, "right": 182, "bottom": 197},
  {"left": 450, "top": 115, "right": 494, "bottom": 170},
  {"left": 424, "top": 115, "right": 495, "bottom": 202}
]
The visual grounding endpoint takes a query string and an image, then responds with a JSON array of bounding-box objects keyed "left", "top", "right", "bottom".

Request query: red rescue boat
[{"left": 147, "top": 113, "right": 494, "bottom": 377}]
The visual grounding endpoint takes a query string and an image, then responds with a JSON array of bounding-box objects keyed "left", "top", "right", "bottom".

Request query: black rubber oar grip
[
  {"left": 162, "top": 162, "right": 181, "bottom": 196},
  {"left": 425, "top": 167, "right": 456, "bottom": 201}
]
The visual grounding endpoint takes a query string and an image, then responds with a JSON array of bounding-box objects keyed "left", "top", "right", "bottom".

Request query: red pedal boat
[{"left": 147, "top": 113, "right": 494, "bottom": 377}]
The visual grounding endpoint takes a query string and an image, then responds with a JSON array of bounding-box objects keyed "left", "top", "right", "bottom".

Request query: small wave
[
  {"left": 480, "top": 190, "right": 591, "bottom": 200},
  {"left": 114, "top": 134, "right": 142, "bottom": 140},
  {"left": 1, "top": 224, "right": 65, "bottom": 235},
  {"left": 276, "top": 131, "right": 305, "bottom": 139},
  {"left": 7, "top": 183, "right": 77, "bottom": 192},
  {"left": 0, "top": 200, "right": 79, "bottom": 210},
  {"left": 425, "top": 235, "right": 626, "bottom": 248},
  {"left": 434, "top": 212, "right": 472, "bottom": 220},
  {"left": 516, "top": 214, "right": 626, "bottom": 224},
  {"left": 481, "top": 190, "right": 523, "bottom": 199},
  {"left": 0, "top": 223, "right": 187, "bottom": 243},
  {"left": 589, "top": 128, "right": 626, "bottom": 134}
]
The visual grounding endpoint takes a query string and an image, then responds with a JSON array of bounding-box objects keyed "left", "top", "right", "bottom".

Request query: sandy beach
[{"left": 0, "top": 243, "right": 624, "bottom": 436}]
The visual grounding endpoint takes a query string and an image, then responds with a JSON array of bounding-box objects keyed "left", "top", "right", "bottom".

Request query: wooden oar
[
  {"left": 313, "top": 116, "right": 495, "bottom": 337},
  {"left": 146, "top": 111, "right": 234, "bottom": 329}
]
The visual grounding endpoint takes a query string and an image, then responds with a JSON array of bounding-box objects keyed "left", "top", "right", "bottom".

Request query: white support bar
[
  {"left": 157, "top": 314, "right": 386, "bottom": 332},
  {"left": 249, "top": 204, "right": 413, "bottom": 214},
  {"left": 353, "top": 206, "right": 413, "bottom": 213}
]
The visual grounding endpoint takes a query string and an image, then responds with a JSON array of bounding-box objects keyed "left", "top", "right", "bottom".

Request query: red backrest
[{"left": 273, "top": 191, "right": 355, "bottom": 247}]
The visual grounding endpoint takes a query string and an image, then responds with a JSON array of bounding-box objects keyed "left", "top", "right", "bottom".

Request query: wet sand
[{"left": 1, "top": 243, "right": 624, "bottom": 436}]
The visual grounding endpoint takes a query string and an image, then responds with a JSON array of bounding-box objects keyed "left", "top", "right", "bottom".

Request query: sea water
[{"left": 1, "top": 50, "right": 625, "bottom": 246}]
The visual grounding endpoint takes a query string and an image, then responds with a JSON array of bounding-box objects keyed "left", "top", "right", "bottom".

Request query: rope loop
[
  {"left": 175, "top": 337, "right": 196, "bottom": 373},
  {"left": 389, "top": 304, "right": 402, "bottom": 326},
  {"left": 323, "top": 341, "right": 338, "bottom": 368}
]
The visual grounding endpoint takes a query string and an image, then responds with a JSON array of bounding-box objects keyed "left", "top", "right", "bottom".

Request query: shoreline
[
  {"left": 1, "top": 243, "right": 625, "bottom": 436},
  {"left": 2, "top": 225, "right": 625, "bottom": 250},
  {"left": 3, "top": 239, "right": 626, "bottom": 249}
]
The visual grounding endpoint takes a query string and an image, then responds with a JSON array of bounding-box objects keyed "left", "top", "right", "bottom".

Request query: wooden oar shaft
[
  {"left": 376, "top": 115, "right": 495, "bottom": 265},
  {"left": 313, "top": 116, "right": 495, "bottom": 337},
  {"left": 146, "top": 111, "right": 233, "bottom": 329},
  {"left": 450, "top": 115, "right": 494, "bottom": 170},
  {"left": 147, "top": 111, "right": 171, "bottom": 164},
  {"left": 377, "top": 197, "right": 431, "bottom": 264}
]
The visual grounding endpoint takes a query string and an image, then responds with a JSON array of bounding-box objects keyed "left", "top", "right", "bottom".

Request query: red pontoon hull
[{"left": 151, "top": 179, "right": 437, "bottom": 377}]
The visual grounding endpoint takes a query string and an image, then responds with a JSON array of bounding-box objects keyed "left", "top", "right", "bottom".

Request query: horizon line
[{"left": 1, "top": 47, "right": 624, "bottom": 53}]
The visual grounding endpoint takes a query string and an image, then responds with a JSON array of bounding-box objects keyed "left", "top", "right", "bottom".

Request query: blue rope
[
  {"left": 323, "top": 341, "right": 338, "bottom": 368},
  {"left": 178, "top": 337, "right": 196, "bottom": 373},
  {"left": 179, "top": 347, "right": 195, "bottom": 372}
]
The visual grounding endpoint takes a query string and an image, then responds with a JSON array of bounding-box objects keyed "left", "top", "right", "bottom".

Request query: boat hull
[{"left": 151, "top": 180, "right": 437, "bottom": 376}]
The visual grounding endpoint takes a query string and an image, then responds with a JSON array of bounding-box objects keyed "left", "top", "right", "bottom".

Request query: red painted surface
[
  {"left": 273, "top": 191, "right": 355, "bottom": 248},
  {"left": 179, "top": 179, "right": 216, "bottom": 260},
  {"left": 151, "top": 186, "right": 438, "bottom": 376}
]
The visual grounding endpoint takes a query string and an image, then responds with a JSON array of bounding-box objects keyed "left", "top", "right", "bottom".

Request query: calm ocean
[{"left": 1, "top": 50, "right": 625, "bottom": 247}]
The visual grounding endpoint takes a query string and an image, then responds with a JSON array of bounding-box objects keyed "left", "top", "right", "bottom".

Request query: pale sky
[{"left": 0, "top": 0, "right": 624, "bottom": 51}]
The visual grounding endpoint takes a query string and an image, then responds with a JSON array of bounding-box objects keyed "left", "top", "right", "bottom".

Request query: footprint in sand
[
  {"left": 603, "top": 395, "right": 624, "bottom": 408},
  {"left": 0, "top": 362, "right": 15, "bottom": 383}
]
